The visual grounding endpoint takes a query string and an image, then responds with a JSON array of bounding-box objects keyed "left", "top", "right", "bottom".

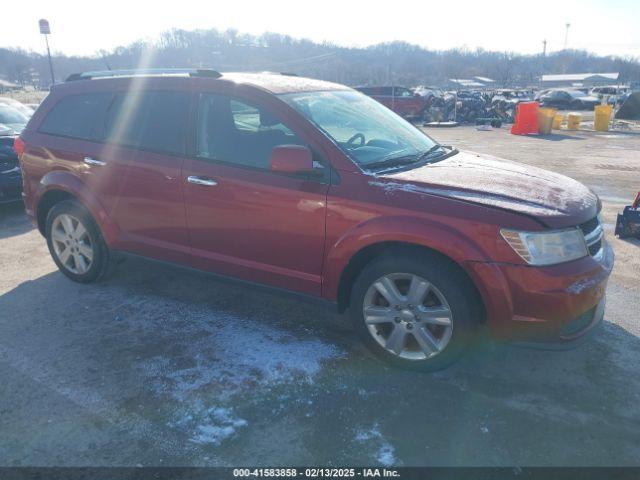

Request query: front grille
[
  {"left": 579, "top": 216, "right": 604, "bottom": 259},
  {"left": 0, "top": 162, "right": 20, "bottom": 175},
  {"left": 588, "top": 238, "right": 602, "bottom": 256},
  {"left": 579, "top": 217, "right": 599, "bottom": 236}
]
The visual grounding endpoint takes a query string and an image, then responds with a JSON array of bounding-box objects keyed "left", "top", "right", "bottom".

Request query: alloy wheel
[
  {"left": 51, "top": 214, "right": 94, "bottom": 275},
  {"left": 363, "top": 273, "right": 453, "bottom": 360}
]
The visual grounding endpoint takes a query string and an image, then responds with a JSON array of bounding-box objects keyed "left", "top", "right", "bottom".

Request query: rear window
[{"left": 38, "top": 92, "right": 113, "bottom": 140}]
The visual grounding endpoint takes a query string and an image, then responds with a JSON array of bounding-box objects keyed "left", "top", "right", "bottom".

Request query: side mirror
[{"left": 270, "top": 145, "right": 315, "bottom": 175}]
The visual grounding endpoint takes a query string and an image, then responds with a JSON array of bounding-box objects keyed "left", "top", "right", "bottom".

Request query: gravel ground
[{"left": 1, "top": 125, "right": 639, "bottom": 467}]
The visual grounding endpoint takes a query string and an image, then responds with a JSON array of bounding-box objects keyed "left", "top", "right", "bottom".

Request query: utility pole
[
  {"left": 39, "top": 19, "right": 55, "bottom": 87},
  {"left": 541, "top": 39, "right": 547, "bottom": 84},
  {"left": 564, "top": 23, "right": 571, "bottom": 50}
]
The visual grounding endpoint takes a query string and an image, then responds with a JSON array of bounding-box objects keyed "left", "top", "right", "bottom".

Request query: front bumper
[
  {"left": 514, "top": 297, "right": 605, "bottom": 350},
  {"left": 465, "top": 241, "right": 614, "bottom": 344}
]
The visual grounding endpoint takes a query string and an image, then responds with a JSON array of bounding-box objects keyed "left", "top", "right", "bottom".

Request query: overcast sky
[{"left": 2, "top": 0, "right": 639, "bottom": 58}]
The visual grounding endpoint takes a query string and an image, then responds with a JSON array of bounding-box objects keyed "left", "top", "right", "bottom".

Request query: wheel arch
[
  {"left": 36, "top": 189, "right": 78, "bottom": 235},
  {"left": 35, "top": 170, "right": 118, "bottom": 244},
  {"left": 335, "top": 240, "right": 486, "bottom": 321}
]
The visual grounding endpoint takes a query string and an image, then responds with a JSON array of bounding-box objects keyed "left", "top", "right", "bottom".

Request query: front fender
[
  {"left": 36, "top": 170, "right": 119, "bottom": 244},
  {"left": 322, "top": 215, "right": 492, "bottom": 301}
]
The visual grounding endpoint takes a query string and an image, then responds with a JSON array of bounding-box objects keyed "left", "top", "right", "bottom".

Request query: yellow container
[
  {"left": 567, "top": 113, "right": 582, "bottom": 130},
  {"left": 553, "top": 113, "right": 563, "bottom": 129},
  {"left": 537, "top": 108, "right": 556, "bottom": 135},
  {"left": 594, "top": 104, "right": 613, "bottom": 132}
]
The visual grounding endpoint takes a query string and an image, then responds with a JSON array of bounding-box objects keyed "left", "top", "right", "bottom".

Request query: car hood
[{"left": 371, "top": 151, "right": 598, "bottom": 228}]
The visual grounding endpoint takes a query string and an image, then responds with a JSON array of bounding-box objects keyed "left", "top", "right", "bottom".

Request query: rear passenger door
[
  {"left": 181, "top": 92, "right": 329, "bottom": 295},
  {"left": 35, "top": 91, "right": 136, "bottom": 236},
  {"left": 94, "top": 90, "right": 191, "bottom": 263}
]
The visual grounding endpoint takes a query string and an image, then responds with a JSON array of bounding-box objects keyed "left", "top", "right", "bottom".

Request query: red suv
[
  {"left": 355, "top": 86, "right": 431, "bottom": 119},
  {"left": 16, "top": 69, "right": 613, "bottom": 371}
]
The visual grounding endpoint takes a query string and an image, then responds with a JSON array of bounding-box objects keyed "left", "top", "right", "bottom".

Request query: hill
[{"left": 1, "top": 28, "right": 639, "bottom": 88}]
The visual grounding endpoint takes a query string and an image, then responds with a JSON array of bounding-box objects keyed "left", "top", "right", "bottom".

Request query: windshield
[
  {"left": 280, "top": 90, "right": 439, "bottom": 169},
  {"left": 568, "top": 90, "right": 587, "bottom": 98},
  {"left": 0, "top": 105, "right": 28, "bottom": 125}
]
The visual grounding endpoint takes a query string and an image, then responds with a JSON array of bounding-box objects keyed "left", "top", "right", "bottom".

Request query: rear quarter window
[{"left": 38, "top": 92, "right": 113, "bottom": 140}]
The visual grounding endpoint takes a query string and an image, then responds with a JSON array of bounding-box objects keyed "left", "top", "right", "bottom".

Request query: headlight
[{"left": 500, "top": 228, "right": 588, "bottom": 266}]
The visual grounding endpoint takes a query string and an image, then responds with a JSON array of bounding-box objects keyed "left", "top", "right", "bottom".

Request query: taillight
[{"left": 13, "top": 136, "right": 25, "bottom": 159}]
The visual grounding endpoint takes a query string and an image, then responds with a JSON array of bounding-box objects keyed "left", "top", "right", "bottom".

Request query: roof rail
[{"left": 65, "top": 68, "right": 222, "bottom": 82}]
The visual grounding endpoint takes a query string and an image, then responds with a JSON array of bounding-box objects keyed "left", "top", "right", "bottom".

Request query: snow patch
[
  {"left": 190, "top": 407, "right": 248, "bottom": 445},
  {"left": 129, "top": 294, "right": 344, "bottom": 447},
  {"left": 354, "top": 424, "right": 397, "bottom": 467},
  {"left": 168, "top": 404, "right": 248, "bottom": 445},
  {"left": 139, "top": 306, "right": 344, "bottom": 399}
]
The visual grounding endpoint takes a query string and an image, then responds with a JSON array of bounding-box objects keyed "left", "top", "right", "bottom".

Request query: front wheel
[
  {"left": 46, "top": 200, "right": 110, "bottom": 283},
  {"left": 350, "top": 250, "right": 482, "bottom": 371}
]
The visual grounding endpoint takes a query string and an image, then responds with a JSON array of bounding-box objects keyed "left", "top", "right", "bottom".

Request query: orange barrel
[{"left": 511, "top": 101, "right": 540, "bottom": 135}]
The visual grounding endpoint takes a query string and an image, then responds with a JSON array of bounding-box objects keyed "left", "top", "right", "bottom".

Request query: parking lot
[{"left": 1, "top": 125, "right": 639, "bottom": 467}]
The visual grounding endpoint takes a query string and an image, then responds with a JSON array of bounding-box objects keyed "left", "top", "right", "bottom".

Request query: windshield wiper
[
  {"left": 364, "top": 154, "right": 420, "bottom": 171},
  {"left": 364, "top": 144, "right": 451, "bottom": 172},
  {"left": 416, "top": 144, "right": 446, "bottom": 162}
]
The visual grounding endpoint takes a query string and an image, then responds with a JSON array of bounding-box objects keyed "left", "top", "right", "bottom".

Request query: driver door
[{"left": 182, "top": 93, "right": 329, "bottom": 295}]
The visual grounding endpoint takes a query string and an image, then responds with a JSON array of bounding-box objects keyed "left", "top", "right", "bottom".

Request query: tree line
[{"left": 1, "top": 28, "right": 639, "bottom": 88}]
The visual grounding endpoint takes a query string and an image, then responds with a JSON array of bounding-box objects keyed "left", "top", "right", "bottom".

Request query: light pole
[
  {"left": 39, "top": 19, "right": 55, "bottom": 87},
  {"left": 541, "top": 39, "right": 547, "bottom": 82},
  {"left": 564, "top": 23, "right": 571, "bottom": 50}
]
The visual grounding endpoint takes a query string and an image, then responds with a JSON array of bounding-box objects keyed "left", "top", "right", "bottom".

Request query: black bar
[{"left": 0, "top": 468, "right": 640, "bottom": 480}]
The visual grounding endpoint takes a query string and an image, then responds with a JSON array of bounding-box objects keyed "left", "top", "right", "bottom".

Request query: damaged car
[
  {"left": 539, "top": 89, "right": 601, "bottom": 110},
  {"left": 17, "top": 70, "right": 613, "bottom": 371}
]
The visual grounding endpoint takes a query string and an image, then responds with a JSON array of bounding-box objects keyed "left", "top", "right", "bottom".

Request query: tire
[
  {"left": 349, "top": 248, "right": 482, "bottom": 371},
  {"left": 45, "top": 199, "right": 110, "bottom": 283}
]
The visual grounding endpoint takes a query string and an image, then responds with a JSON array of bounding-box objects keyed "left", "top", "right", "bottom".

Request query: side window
[
  {"left": 102, "top": 91, "right": 189, "bottom": 156},
  {"left": 229, "top": 100, "right": 296, "bottom": 136},
  {"left": 196, "top": 93, "right": 305, "bottom": 170},
  {"left": 39, "top": 93, "right": 113, "bottom": 140}
]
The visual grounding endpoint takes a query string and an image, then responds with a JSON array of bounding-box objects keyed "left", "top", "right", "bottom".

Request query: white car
[{"left": 0, "top": 97, "right": 34, "bottom": 118}]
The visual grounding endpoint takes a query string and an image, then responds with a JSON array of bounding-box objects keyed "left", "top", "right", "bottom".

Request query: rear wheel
[
  {"left": 350, "top": 250, "right": 481, "bottom": 371},
  {"left": 46, "top": 200, "right": 109, "bottom": 283}
]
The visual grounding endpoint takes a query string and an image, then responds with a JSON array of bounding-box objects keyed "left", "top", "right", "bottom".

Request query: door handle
[
  {"left": 84, "top": 156, "right": 106, "bottom": 166},
  {"left": 187, "top": 175, "right": 218, "bottom": 186}
]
